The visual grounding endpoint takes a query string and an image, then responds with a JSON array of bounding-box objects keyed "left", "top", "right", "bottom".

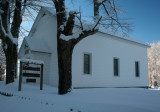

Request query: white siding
[
  {"left": 18, "top": 42, "right": 52, "bottom": 85},
  {"left": 18, "top": 40, "right": 27, "bottom": 59},
  {"left": 72, "top": 32, "right": 149, "bottom": 88},
  {"left": 31, "top": 52, "right": 51, "bottom": 85},
  {"left": 25, "top": 13, "right": 59, "bottom": 87}
]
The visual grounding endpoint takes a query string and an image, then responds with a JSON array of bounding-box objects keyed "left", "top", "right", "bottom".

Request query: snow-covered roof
[
  {"left": 98, "top": 28, "right": 150, "bottom": 47},
  {"left": 43, "top": 7, "right": 56, "bottom": 16},
  {"left": 42, "top": 7, "right": 150, "bottom": 47},
  {"left": 24, "top": 36, "right": 52, "bottom": 54}
]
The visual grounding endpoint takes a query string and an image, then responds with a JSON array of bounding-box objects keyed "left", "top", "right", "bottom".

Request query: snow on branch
[
  {"left": 59, "top": 22, "right": 66, "bottom": 31},
  {"left": 21, "top": 0, "right": 27, "bottom": 16},
  {"left": 6, "top": 32, "right": 18, "bottom": 45},
  {"left": 60, "top": 30, "right": 82, "bottom": 41},
  {"left": 148, "top": 42, "right": 160, "bottom": 87},
  {"left": 60, "top": 10, "right": 102, "bottom": 41},
  {"left": 0, "top": 16, "right": 18, "bottom": 45}
]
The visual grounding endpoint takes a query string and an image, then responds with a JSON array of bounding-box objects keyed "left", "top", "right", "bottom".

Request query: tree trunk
[
  {"left": 11, "top": 0, "right": 22, "bottom": 78},
  {"left": 1, "top": 0, "right": 22, "bottom": 82},
  {"left": 3, "top": 38, "right": 15, "bottom": 84},
  {"left": 58, "top": 39, "right": 74, "bottom": 94},
  {"left": 5, "top": 51, "right": 14, "bottom": 84},
  {"left": 94, "top": 0, "right": 100, "bottom": 17},
  {"left": 0, "top": 1, "right": 14, "bottom": 84},
  {"left": 12, "top": 45, "right": 17, "bottom": 78}
]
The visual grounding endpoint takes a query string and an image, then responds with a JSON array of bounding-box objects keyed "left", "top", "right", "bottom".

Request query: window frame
[
  {"left": 135, "top": 61, "right": 140, "bottom": 77},
  {"left": 83, "top": 53, "right": 92, "bottom": 75},
  {"left": 113, "top": 57, "right": 120, "bottom": 77}
]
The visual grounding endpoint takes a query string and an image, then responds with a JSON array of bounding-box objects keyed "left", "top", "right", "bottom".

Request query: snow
[
  {"left": 20, "top": 59, "right": 44, "bottom": 64},
  {"left": 60, "top": 30, "right": 82, "bottom": 41},
  {"left": 0, "top": 16, "right": 18, "bottom": 45},
  {"left": 24, "top": 36, "right": 52, "bottom": 54},
  {"left": 69, "top": 10, "right": 78, "bottom": 15},
  {"left": 0, "top": 80, "right": 160, "bottom": 112},
  {"left": 7, "top": 33, "right": 18, "bottom": 45},
  {"left": 60, "top": 22, "right": 67, "bottom": 31}
]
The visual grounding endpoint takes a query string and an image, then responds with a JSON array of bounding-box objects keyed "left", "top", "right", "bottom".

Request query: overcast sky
[{"left": 66, "top": 0, "right": 160, "bottom": 43}]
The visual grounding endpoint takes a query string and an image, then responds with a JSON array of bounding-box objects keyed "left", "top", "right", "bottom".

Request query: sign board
[{"left": 18, "top": 59, "right": 44, "bottom": 91}]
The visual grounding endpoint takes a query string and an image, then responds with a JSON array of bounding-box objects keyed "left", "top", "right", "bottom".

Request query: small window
[
  {"left": 84, "top": 53, "right": 91, "bottom": 74},
  {"left": 135, "top": 61, "right": 140, "bottom": 77},
  {"left": 114, "top": 58, "right": 119, "bottom": 76},
  {"left": 25, "top": 45, "right": 29, "bottom": 54}
]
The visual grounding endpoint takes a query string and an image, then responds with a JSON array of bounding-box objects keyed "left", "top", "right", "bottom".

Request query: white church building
[{"left": 18, "top": 7, "right": 150, "bottom": 88}]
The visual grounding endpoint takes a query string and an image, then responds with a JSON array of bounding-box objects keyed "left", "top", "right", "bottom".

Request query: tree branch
[
  {"left": 11, "top": 0, "right": 23, "bottom": 38},
  {"left": 93, "top": 16, "right": 102, "bottom": 30},
  {"left": 0, "top": 16, "right": 7, "bottom": 38},
  {"left": 75, "top": 8, "right": 83, "bottom": 30},
  {"left": 63, "top": 11, "right": 77, "bottom": 36}
]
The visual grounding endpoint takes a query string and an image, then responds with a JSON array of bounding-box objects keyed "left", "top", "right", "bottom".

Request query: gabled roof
[
  {"left": 42, "top": 7, "right": 150, "bottom": 47},
  {"left": 24, "top": 37, "right": 52, "bottom": 54}
]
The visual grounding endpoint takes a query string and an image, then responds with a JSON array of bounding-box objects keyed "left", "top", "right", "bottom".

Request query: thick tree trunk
[
  {"left": 11, "top": 0, "right": 22, "bottom": 78},
  {"left": 0, "top": 1, "right": 14, "bottom": 84},
  {"left": 53, "top": 0, "right": 71, "bottom": 94},
  {"left": 0, "top": 0, "right": 22, "bottom": 82},
  {"left": 5, "top": 51, "right": 14, "bottom": 84},
  {"left": 12, "top": 45, "right": 17, "bottom": 78},
  {"left": 58, "top": 39, "right": 74, "bottom": 94},
  {"left": 3, "top": 38, "right": 15, "bottom": 84}
]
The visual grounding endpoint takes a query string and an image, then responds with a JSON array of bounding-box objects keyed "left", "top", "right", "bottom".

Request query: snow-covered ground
[{"left": 0, "top": 80, "right": 160, "bottom": 112}]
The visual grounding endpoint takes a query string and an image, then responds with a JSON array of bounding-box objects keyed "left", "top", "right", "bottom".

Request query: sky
[
  {"left": 65, "top": 0, "right": 160, "bottom": 43},
  {"left": 117, "top": 0, "right": 160, "bottom": 43}
]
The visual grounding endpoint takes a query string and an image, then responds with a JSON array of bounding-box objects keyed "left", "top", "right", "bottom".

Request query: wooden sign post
[
  {"left": 18, "top": 61, "right": 23, "bottom": 91},
  {"left": 40, "top": 64, "right": 43, "bottom": 90},
  {"left": 18, "top": 59, "right": 44, "bottom": 91}
]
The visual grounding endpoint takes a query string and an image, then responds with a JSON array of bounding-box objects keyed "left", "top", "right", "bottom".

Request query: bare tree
[
  {"left": 51, "top": 0, "right": 130, "bottom": 94},
  {"left": 0, "top": 0, "right": 53, "bottom": 84},
  {"left": 148, "top": 42, "right": 160, "bottom": 88},
  {"left": 0, "top": 0, "right": 22, "bottom": 84}
]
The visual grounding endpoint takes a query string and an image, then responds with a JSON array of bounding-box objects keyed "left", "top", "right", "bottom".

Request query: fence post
[
  {"left": 40, "top": 64, "right": 43, "bottom": 90},
  {"left": 18, "top": 62, "right": 23, "bottom": 91}
]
